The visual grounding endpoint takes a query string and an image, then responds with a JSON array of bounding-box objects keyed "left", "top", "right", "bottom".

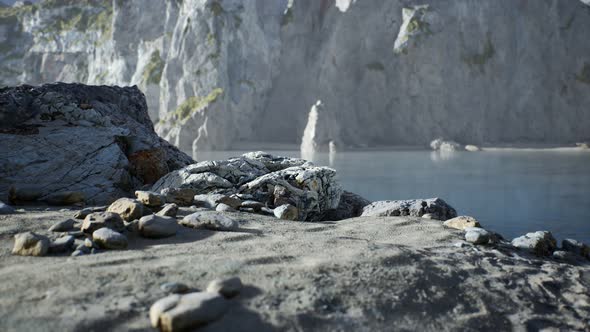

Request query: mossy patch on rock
[
  {"left": 162, "top": 88, "right": 224, "bottom": 125},
  {"left": 142, "top": 50, "right": 164, "bottom": 85}
]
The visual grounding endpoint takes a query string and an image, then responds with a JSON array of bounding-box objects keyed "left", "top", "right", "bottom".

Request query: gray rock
[
  {"left": 194, "top": 194, "right": 241, "bottom": 209},
  {"left": 562, "top": 239, "right": 590, "bottom": 259},
  {"left": 161, "top": 188, "right": 197, "bottom": 206},
  {"left": 274, "top": 204, "right": 299, "bottom": 221},
  {"left": 444, "top": 216, "right": 481, "bottom": 230},
  {"left": 107, "top": 198, "right": 144, "bottom": 222},
  {"left": 322, "top": 191, "right": 371, "bottom": 221},
  {"left": 465, "top": 145, "right": 481, "bottom": 152},
  {"left": 84, "top": 238, "right": 97, "bottom": 249},
  {"left": 92, "top": 228, "right": 128, "bottom": 250},
  {"left": 215, "top": 203, "right": 236, "bottom": 212},
  {"left": 160, "top": 282, "right": 190, "bottom": 294},
  {"left": 361, "top": 198, "right": 457, "bottom": 220},
  {"left": 149, "top": 292, "right": 229, "bottom": 331},
  {"left": 511, "top": 231, "right": 557, "bottom": 256},
  {"left": 553, "top": 250, "right": 579, "bottom": 263},
  {"left": 156, "top": 203, "right": 179, "bottom": 218},
  {"left": 240, "top": 200, "right": 264, "bottom": 211},
  {"left": 75, "top": 244, "right": 91, "bottom": 254},
  {"left": 430, "top": 138, "right": 462, "bottom": 152},
  {"left": 464, "top": 227, "right": 491, "bottom": 245},
  {"left": 181, "top": 211, "right": 239, "bottom": 231},
  {"left": 206, "top": 277, "right": 243, "bottom": 298},
  {"left": 73, "top": 206, "right": 106, "bottom": 220},
  {"left": 125, "top": 219, "right": 140, "bottom": 233},
  {"left": 139, "top": 215, "right": 178, "bottom": 238},
  {"left": 48, "top": 219, "right": 76, "bottom": 232},
  {"left": 135, "top": 190, "right": 166, "bottom": 208},
  {"left": 68, "top": 231, "right": 85, "bottom": 238},
  {"left": 70, "top": 250, "right": 86, "bottom": 257},
  {"left": 12, "top": 232, "right": 49, "bottom": 256},
  {"left": 81, "top": 212, "right": 125, "bottom": 234},
  {"left": 0, "top": 200, "right": 16, "bottom": 215},
  {"left": 0, "top": 84, "right": 193, "bottom": 205},
  {"left": 49, "top": 235, "right": 75, "bottom": 253}
]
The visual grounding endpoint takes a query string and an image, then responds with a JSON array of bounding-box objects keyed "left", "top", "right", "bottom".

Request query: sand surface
[{"left": 1, "top": 207, "right": 589, "bottom": 331}]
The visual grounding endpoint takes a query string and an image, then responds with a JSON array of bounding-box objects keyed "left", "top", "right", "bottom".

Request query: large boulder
[
  {"left": 511, "top": 231, "right": 557, "bottom": 256},
  {"left": 0, "top": 83, "right": 193, "bottom": 205},
  {"left": 153, "top": 152, "right": 341, "bottom": 221},
  {"left": 361, "top": 198, "right": 457, "bottom": 220}
]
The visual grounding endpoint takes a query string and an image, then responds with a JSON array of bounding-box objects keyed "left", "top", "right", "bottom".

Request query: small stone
[
  {"left": 0, "top": 200, "right": 16, "bottom": 214},
  {"left": 181, "top": 211, "right": 239, "bottom": 231},
  {"left": 206, "top": 277, "right": 243, "bottom": 298},
  {"left": 161, "top": 282, "right": 190, "bottom": 294},
  {"left": 161, "top": 188, "right": 197, "bottom": 206},
  {"left": 260, "top": 207, "right": 275, "bottom": 215},
  {"left": 274, "top": 204, "right": 299, "bottom": 221},
  {"left": 81, "top": 212, "right": 125, "bottom": 234},
  {"left": 71, "top": 250, "right": 86, "bottom": 257},
  {"left": 84, "top": 238, "right": 97, "bottom": 248},
  {"left": 443, "top": 216, "right": 481, "bottom": 230},
  {"left": 107, "top": 198, "right": 144, "bottom": 222},
  {"left": 48, "top": 219, "right": 76, "bottom": 232},
  {"left": 157, "top": 203, "right": 179, "bottom": 218},
  {"left": 421, "top": 213, "right": 436, "bottom": 220},
  {"left": 42, "top": 191, "right": 85, "bottom": 206},
  {"left": 194, "top": 194, "right": 241, "bottom": 209},
  {"left": 68, "top": 231, "right": 85, "bottom": 238},
  {"left": 464, "top": 227, "right": 490, "bottom": 245},
  {"left": 125, "top": 219, "right": 140, "bottom": 233},
  {"left": 12, "top": 232, "right": 49, "bottom": 256},
  {"left": 240, "top": 200, "right": 264, "bottom": 211},
  {"left": 216, "top": 203, "right": 236, "bottom": 212},
  {"left": 139, "top": 215, "right": 178, "bottom": 238},
  {"left": 562, "top": 239, "right": 590, "bottom": 259},
  {"left": 49, "top": 235, "right": 75, "bottom": 253},
  {"left": 511, "top": 231, "right": 557, "bottom": 256},
  {"left": 135, "top": 190, "right": 166, "bottom": 208},
  {"left": 150, "top": 292, "right": 228, "bottom": 331},
  {"left": 453, "top": 241, "right": 469, "bottom": 248},
  {"left": 75, "top": 244, "right": 91, "bottom": 254},
  {"left": 74, "top": 206, "right": 107, "bottom": 219},
  {"left": 92, "top": 228, "right": 128, "bottom": 250}
]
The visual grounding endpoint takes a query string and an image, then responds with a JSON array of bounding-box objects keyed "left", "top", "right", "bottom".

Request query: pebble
[
  {"left": 464, "top": 227, "right": 490, "bottom": 245},
  {"left": 156, "top": 203, "right": 179, "bottom": 218},
  {"left": 48, "top": 219, "right": 76, "bottom": 232},
  {"left": 443, "top": 216, "right": 481, "bottom": 230},
  {"left": 139, "top": 215, "right": 178, "bottom": 238},
  {"left": 206, "top": 277, "right": 243, "bottom": 298},
  {"left": 274, "top": 204, "right": 299, "bottom": 221},
  {"left": 92, "top": 228, "right": 128, "bottom": 250},
  {"left": 12, "top": 232, "right": 49, "bottom": 256},
  {"left": 135, "top": 190, "right": 166, "bottom": 208},
  {"left": 160, "top": 282, "right": 190, "bottom": 294},
  {"left": 150, "top": 292, "right": 229, "bottom": 331},
  {"left": 48, "top": 235, "right": 75, "bottom": 253},
  {"left": 181, "top": 211, "right": 239, "bottom": 231},
  {"left": 106, "top": 198, "right": 144, "bottom": 222},
  {"left": 81, "top": 212, "right": 125, "bottom": 234}
]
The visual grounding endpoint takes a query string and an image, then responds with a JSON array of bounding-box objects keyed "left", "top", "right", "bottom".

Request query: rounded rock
[
  {"left": 92, "top": 228, "right": 128, "bottom": 250},
  {"left": 206, "top": 277, "right": 243, "bottom": 298},
  {"left": 107, "top": 198, "right": 144, "bottom": 222},
  {"left": 12, "top": 232, "right": 49, "bottom": 256},
  {"left": 139, "top": 215, "right": 178, "bottom": 238},
  {"left": 274, "top": 204, "right": 299, "bottom": 221}
]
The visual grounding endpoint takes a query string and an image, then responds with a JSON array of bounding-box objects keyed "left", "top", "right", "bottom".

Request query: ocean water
[{"left": 195, "top": 149, "right": 590, "bottom": 243}]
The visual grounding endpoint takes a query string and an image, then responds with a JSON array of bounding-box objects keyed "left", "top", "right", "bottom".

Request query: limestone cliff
[{"left": 2, "top": 0, "right": 590, "bottom": 154}]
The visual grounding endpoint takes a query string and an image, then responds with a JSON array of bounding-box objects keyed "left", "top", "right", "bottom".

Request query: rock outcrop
[
  {"left": 0, "top": 83, "right": 193, "bottom": 204},
  {"left": 361, "top": 198, "right": 457, "bottom": 221},
  {"left": 2, "top": 1, "right": 590, "bottom": 153}
]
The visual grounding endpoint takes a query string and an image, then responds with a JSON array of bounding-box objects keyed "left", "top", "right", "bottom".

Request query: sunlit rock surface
[{"left": 2, "top": 0, "right": 590, "bottom": 153}]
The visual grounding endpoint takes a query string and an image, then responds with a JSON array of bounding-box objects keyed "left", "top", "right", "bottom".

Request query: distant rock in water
[
  {"left": 300, "top": 100, "right": 342, "bottom": 160},
  {"left": 0, "top": 83, "right": 193, "bottom": 205}
]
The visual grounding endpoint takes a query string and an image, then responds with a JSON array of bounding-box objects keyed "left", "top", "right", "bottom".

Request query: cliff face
[{"left": 2, "top": 0, "right": 590, "bottom": 153}]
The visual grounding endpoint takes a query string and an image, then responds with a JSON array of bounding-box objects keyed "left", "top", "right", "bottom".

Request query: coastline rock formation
[
  {"left": 0, "top": 83, "right": 193, "bottom": 205},
  {"left": 2, "top": 0, "right": 590, "bottom": 153},
  {"left": 300, "top": 100, "right": 341, "bottom": 159}
]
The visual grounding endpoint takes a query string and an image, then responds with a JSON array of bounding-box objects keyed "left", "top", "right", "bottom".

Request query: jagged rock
[
  {"left": 48, "top": 235, "right": 75, "bottom": 253},
  {"left": 361, "top": 198, "right": 457, "bottom": 220},
  {"left": 150, "top": 292, "right": 228, "bottom": 331},
  {"left": 194, "top": 194, "right": 241, "bottom": 209},
  {"left": 107, "top": 198, "right": 144, "bottom": 222},
  {"left": 138, "top": 215, "right": 178, "bottom": 239},
  {"left": 206, "top": 277, "right": 243, "bottom": 298},
  {"left": 135, "top": 191, "right": 166, "bottom": 208},
  {"left": 443, "top": 216, "right": 481, "bottom": 230},
  {"left": 323, "top": 191, "right": 371, "bottom": 221},
  {"left": 81, "top": 212, "right": 125, "bottom": 234},
  {"left": 0, "top": 84, "right": 192, "bottom": 205},
  {"left": 157, "top": 203, "right": 179, "bottom": 218},
  {"left": 92, "top": 228, "right": 128, "bottom": 250},
  {"left": 48, "top": 219, "right": 75, "bottom": 232},
  {"left": 511, "top": 231, "right": 557, "bottom": 256},
  {"left": 153, "top": 152, "right": 339, "bottom": 221},
  {"left": 161, "top": 188, "right": 197, "bottom": 206},
  {"left": 0, "top": 200, "right": 16, "bottom": 214},
  {"left": 12, "top": 232, "right": 49, "bottom": 256},
  {"left": 464, "top": 227, "right": 490, "bottom": 245},
  {"left": 300, "top": 100, "right": 342, "bottom": 159},
  {"left": 562, "top": 239, "right": 590, "bottom": 259},
  {"left": 274, "top": 204, "right": 299, "bottom": 221},
  {"left": 181, "top": 211, "right": 239, "bottom": 231}
]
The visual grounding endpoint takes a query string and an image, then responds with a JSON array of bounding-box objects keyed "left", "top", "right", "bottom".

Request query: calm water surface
[{"left": 196, "top": 149, "right": 590, "bottom": 243}]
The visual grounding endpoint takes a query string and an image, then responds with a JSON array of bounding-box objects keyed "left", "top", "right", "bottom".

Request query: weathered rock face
[
  {"left": 0, "top": 83, "right": 193, "bottom": 204},
  {"left": 2, "top": 1, "right": 590, "bottom": 154},
  {"left": 153, "top": 152, "right": 342, "bottom": 221},
  {"left": 361, "top": 198, "right": 457, "bottom": 221}
]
